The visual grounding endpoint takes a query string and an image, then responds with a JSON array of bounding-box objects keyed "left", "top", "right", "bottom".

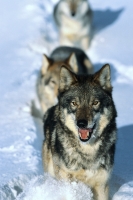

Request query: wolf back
[{"left": 51, "top": 46, "right": 93, "bottom": 74}]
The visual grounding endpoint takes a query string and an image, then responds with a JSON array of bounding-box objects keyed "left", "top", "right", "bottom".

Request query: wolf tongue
[{"left": 79, "top": 128, "right": 90, "bottom": 139}]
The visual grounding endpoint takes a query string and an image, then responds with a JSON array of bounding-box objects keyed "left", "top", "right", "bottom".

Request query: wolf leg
[
  {"left": 81, "top": 36, "right": 90, "bottom": 50},
  {"left": 93, "top": 184, "right": 109, "bottom": 200}
]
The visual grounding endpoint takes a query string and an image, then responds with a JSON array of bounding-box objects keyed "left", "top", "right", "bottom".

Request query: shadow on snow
[
  {"left": 93, "top": 8, "right": 124, "bottom": 33},
  {"left": 110, "top": 124, "right": 133, "bottom": 198}
]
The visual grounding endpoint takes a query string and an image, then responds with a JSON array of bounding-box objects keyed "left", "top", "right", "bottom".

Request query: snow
[
  {"left": 0, "top": 0, "right": 133, "bottom": 199},
  {"left": 17, "top": 175, "right": 93, "bottom": 200},
  {"left": 113, "top": 182, "right": 133, "bottom": 200}
]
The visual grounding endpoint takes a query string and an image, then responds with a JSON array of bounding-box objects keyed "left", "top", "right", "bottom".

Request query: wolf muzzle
[{"left": 77, "top": 119, "right": 93, "bottom": 142}]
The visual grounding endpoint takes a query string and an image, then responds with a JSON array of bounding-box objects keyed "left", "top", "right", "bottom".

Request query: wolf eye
[
  {"left": 71, "top": 101, "right": 77, "bottom": 107},
  {"left": 50, "top": 80, "right": 56, "bottom": 84},
  {"left": 93, "top": 100, "right": 99, "bottom": 106}
]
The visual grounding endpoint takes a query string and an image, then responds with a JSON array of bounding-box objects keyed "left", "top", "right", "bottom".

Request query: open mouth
[{"left": 78, "top": 128, "right": 93, "bottom": 142}]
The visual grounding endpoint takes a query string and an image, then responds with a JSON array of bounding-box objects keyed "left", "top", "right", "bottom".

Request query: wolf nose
[
  {"left": 77, "top": 120, "right": 88, "bottom": 128},
  {"left": 71, "top": 12, "right": 76, "bottom": 16}
]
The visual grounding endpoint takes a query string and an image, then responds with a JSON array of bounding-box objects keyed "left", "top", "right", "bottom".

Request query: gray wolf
[
  {"left": 54, "top": 0, "right": 93, "bottom": 50},
  {"left": 35, "top": 46, "right": 93, "bottom": 117},
  {"left": 42, "top": 64, "right": 117, "bottom": 200}
]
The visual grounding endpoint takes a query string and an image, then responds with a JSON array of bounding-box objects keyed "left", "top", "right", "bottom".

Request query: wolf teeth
[{"left": 79, "top": 132, "right": 89, "bottom": 139}]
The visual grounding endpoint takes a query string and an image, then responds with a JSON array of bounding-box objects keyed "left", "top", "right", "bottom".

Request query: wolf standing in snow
[
  {"left": 35, "top": 46, "right": 93, "bottom": 117},
  {"left": 42, "top": 64, "right": 117, "bottom": 200},
  {"left": 53, "top": 0, "right": 93, "bottom": 50}
]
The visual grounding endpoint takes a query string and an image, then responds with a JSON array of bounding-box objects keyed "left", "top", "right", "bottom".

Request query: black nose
[
  {"left": 71, "top": 12, "right": 76, "bottom": 16},
  {"left": 77, "top": 119, "right": 88, "bottom": 128}
]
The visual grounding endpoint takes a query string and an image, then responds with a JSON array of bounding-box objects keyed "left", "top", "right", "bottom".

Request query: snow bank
[
  {"left": 0, "top": 174, "right": 36, "bottom": 200},
  {"left": 0, "top": 168, "right": 93, "bottom": 200},
  {"left": 17, "top": 174, "right": 93, "bottom": 200},
  {"left": 113, "top": 182, "right": 133, "bottom": 200}
]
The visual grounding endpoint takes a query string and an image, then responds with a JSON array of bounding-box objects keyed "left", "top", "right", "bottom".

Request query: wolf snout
[
  {"left": 71, "top": 12, "right": 76, "bottom": 17},
  {"left": 77, "top": 119, "right": 88, "bottom": 128}
]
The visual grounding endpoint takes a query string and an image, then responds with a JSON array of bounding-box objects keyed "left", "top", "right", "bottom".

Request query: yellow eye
[
  {"left": 71, "top": 101, "right": 77, "bottom": 107},
  {"left": 93, "top": 100, "right": 99, "bottom": 105}
]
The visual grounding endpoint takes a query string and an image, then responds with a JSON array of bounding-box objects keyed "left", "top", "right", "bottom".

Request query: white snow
[
  {"left": 0, "top": 0, "right": 133, "bottom": 199},
  {"left": 113, "top": 182, "right": 133, "bottom": 200},
  {"left": 17, "top": 175, "right": 93, "bottom": 200}
]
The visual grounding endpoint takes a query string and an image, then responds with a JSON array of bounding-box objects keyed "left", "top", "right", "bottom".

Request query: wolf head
[
  {"left": 59, "top": 0, "right": 90, "bottom": 18},
  {"left": 59, "top": 64, "right": 117, "bottom": 144},
  {"left": 37, "top": 53, "right": 78, "bottom": 113}
]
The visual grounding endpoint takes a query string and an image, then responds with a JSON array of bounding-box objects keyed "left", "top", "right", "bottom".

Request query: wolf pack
[{"left": 32, "top": 1, "right": 117, "bottom": 200}]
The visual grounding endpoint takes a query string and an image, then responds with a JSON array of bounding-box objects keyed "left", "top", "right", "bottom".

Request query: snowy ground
[{"left": 0, "top": 0, "right": 133, "bottom": 199}]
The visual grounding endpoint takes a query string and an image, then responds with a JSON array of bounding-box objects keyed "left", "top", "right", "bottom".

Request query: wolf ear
[
  {"left": 41, "top": 54, "right": 51, "bottom": 75},
  {"left": 94, "top": 64, "right": 112, "bottom": 91},
  {"left": 67, "top": 53, "right": 78, "bottom": 73},
  {"left": 59, "top": 65, "right": 77, "bottom": 92}
]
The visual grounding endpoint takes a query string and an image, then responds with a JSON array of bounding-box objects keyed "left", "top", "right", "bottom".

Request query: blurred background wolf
[{"left": 54, "top": 0, "right": 93, "bottom": 50}]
